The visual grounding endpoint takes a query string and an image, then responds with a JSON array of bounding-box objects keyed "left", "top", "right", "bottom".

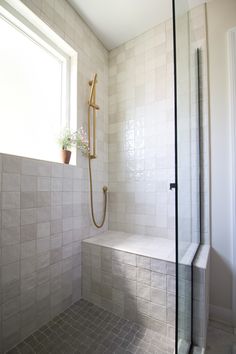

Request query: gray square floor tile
[{"left": 7, "top": 299, "right": 174, "bottom": 354}]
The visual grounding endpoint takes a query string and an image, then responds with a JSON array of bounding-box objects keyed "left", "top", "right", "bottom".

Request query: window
[{"left": 0, "top": 3, "right": 76, "bottom": 163}]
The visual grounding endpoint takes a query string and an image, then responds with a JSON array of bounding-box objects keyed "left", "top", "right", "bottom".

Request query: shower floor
[{"left": 7, "top": 299, "right": 173, "bottom": 354}]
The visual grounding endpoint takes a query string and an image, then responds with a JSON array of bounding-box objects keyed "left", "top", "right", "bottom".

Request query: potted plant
[
  {"left": 58, "top": 127, "right": 89, "bottom": 164},
  {"left": 58, "top": 128, "right": 73, "bottom": 164}
]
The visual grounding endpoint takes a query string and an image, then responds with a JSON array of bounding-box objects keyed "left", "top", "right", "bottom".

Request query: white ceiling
[
  {"left": 67, "top": 0, "right": 172, "bottom": 50},
  {"left": 68, "top": 0, "right": 206, "bottom": 51}
]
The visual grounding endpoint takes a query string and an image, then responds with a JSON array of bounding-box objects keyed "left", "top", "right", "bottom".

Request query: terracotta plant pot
[{"left": 61, "top": 149, "right": 71, "bottom": 164}]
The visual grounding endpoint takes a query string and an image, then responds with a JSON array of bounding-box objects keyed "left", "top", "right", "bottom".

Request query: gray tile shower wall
[
  {"left": 0, "top": 1, "right": 109, "bottom": 351},
  {"left": 108, "top": 3, "right": 210, "bottom": 246},
  {"left": 0, "top": 152, "right": 107, "bottom": 353},
  {"left": 0, "top": 154, "right": 80, "bottom": 352},
  {"left": 108, "top": 20, "right": 175, "bottom": 239}
]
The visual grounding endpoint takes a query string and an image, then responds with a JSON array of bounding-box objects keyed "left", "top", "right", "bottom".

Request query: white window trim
[{"left": 0, "top": 0, "right": 78, "bottom": 159}]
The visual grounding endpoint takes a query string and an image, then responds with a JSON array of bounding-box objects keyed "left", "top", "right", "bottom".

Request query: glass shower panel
[{"left": 172, "top": 0, "right": 201, "bottom": 352}]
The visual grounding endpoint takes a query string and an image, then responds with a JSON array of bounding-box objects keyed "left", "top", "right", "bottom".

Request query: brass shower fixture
[
  {"left": 88, "top": 73, "right": 99, "bottom": 159},
  {"left": 88, "top": 73, "right": 108, "bottom": 228}
]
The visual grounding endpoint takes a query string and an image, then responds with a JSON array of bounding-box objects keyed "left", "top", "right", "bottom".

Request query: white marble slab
[
  {"left": 193, "top": 245, "right": 211, "bottom": 269},
  {"left": 83, "top": 230, "right": 205, "bottom": 266},
  {"left": 83, "top": 230, "right": 176, "bottom": 262}
]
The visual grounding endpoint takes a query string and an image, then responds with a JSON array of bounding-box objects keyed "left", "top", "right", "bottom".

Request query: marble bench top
[
  {"left": 83, "top": 230, "right": 178, "bottom": 262},
  {"left": 83, "top": 230, "right": 210, "bottom": 267}
]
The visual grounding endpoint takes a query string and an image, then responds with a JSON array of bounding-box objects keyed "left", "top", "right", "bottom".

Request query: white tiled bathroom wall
[
  {"left": 108, "top": 20, "right": 175, "bottom": 239},
  {"left": 108, "top": 3, "right": 210, "bottom": 248}
]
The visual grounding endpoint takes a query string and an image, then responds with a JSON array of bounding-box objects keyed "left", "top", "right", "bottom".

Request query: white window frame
[{"left": 0, "top": 0, "right": 78, "bottom": 159}]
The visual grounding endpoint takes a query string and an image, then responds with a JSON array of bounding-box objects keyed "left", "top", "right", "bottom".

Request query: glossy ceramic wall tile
[{"left": 108, "top": 21, "right": 175, "bottom": 239}]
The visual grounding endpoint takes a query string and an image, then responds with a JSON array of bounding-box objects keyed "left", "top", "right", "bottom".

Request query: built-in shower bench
[{"left": 81, "top": 231, "right": 210, "bottom": 351}]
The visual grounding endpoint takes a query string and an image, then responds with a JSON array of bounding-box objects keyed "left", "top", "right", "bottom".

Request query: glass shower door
[{"left": 172, "top": 0, "right": 201, "bottom": 352}]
